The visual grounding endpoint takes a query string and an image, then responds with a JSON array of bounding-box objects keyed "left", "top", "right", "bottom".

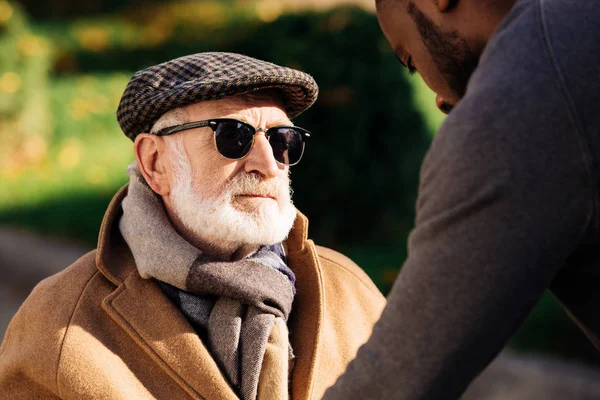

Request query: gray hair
[
  {"left": 149, "top": 108, "right": 189, "bottom": 174},
  {"left": 150, "top": 107, "right": 188, "bottom": 134}
]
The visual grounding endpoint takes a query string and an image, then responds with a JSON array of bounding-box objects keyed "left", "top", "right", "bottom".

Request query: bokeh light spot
[
  {"left": 58, "top": 139, "right": 82, "bottom": 170},
  {"left": 256, "top": 0, "right": 283, "bottom": 22},
  {"left": 0, "top": 1, "right": 13, "bottom": 24},
  {"left": 0, "top": 72, "right": 22, "bottom": 94},
  {"left": 85, "top": 165, "right": 107, "bottom": 184},
  {"left": 18, "top": 34, "right": 48, "bottom": 57}
]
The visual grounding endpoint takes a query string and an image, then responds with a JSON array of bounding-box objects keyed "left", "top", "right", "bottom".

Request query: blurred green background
[{"left": 0, "top": 0, "right": 597, "bottom": 367}]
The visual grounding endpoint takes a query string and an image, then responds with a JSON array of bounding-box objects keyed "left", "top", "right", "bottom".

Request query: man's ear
[{"left": 134, "top": 133, "right": 171, "bottom": 196}]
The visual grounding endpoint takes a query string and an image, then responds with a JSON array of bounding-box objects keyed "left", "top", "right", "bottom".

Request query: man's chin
[{"left": 230, "top": 204, "right": 297, "bottom": 246}]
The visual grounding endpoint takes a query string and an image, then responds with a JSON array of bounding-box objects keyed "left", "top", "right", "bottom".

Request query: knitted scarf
[{"left": 119, "top": 165, "right": 295, "bottom": 400}]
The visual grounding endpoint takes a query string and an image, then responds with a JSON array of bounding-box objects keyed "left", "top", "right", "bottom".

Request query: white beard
[{"left": 166, "top": 137, "right": 297, "bottom": 250}]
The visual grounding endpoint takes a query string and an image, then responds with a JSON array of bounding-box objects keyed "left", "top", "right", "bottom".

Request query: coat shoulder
[
  {"left": 16, "top": 250, "right": 102, "bottom": 326},
  {"left": 314, "top": 245, "right": 384, "bottom": 301},
  {"left": 0, "top": 250, "right": 103, "bottom": 397}
]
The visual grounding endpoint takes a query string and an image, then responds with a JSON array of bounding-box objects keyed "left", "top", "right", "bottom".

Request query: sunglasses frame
[{"left": 154, "top": 118, "right": 311, "bottom": 166}]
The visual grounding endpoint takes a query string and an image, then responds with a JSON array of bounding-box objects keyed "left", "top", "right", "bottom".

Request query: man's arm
[{"left": 323, "top": 22, "right": 595, "bottom": 398}]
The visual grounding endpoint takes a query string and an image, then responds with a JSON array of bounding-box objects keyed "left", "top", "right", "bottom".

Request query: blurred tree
[{"left": 12, "top": 0, "right": 162, "bottom": 20}]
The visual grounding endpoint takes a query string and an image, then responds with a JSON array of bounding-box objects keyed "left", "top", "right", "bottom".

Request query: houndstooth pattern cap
[{"left": 117, "top": 52, "right": 319, "bottom": 141}]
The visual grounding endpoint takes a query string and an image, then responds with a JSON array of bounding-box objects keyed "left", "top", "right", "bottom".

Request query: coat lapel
[
  {"left": 102, "top": 273, "right": 238, "bottom": 400},
  {"left": 286, "top": 214, "right": 326, "bottom": 400}
]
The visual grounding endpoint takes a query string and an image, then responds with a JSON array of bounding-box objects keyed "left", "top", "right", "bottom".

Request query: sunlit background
[{"left": 1, "top": 0, "right": 599, "bottom": 385}]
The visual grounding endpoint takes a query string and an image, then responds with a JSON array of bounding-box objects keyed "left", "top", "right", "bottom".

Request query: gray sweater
[{"left": 324, "top": 0, "right": 600, "bottom": 398}]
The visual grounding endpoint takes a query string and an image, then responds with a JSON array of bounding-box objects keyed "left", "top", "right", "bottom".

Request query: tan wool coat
[{"left": 0, "top": 186, "right": 386, "bottom": 399}]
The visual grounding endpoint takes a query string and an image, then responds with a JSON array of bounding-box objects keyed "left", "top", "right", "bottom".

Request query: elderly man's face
[{"left": 163, "top": 94, "right": 297, "bottom": 250}]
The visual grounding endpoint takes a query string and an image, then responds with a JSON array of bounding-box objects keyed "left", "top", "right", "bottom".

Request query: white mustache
[{"left": 224, "top": 173, "right": 290, "bottom": 200}]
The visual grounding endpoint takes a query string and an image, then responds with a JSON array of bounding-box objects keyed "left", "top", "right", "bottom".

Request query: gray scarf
[{"left": 119, "top": 164, "right": 295, "bottom": 399}]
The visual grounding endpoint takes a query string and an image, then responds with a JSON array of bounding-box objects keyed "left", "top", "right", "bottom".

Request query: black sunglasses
[{"left": 154, "top": 118, "right": 310, "bottom": 166}]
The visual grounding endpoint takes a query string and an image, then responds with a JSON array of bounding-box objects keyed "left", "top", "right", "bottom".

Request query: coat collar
[{"left": 95, "top": 185, "right": 325, "bottom": 399}]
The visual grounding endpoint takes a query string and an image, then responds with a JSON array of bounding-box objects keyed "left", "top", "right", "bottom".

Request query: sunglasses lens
[
  {"left": 214, "top": 120, "right": 254, "bottom": 159},
  {"left": 270, "top": 128, "right": 305, "bottom": 165}
]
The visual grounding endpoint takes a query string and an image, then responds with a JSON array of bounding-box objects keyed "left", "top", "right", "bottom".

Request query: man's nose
[
  {"left": 243, "top": 132, "right": 282, "bottom": 178},
  {"left": 436, "top": 95, "right": 452, "bottom": 115}
]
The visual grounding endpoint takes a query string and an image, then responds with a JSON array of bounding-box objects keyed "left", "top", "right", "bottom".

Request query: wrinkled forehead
[{"left": 184, "top": 92, "right": 292, "bottom": 125}]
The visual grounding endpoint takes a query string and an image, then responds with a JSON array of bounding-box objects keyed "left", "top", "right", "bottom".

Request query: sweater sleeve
[{"left": 322, "top": 3, "right": 595, "bottom": 398}]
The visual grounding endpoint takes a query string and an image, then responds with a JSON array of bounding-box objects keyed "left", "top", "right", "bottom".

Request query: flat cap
[{"left": 117, "top": 52, "right": 319, "bottom": 141}]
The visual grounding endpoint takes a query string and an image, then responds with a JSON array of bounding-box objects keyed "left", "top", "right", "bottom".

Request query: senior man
[{"left": 0, "top": 53, "right": 385, "bottom": 399}]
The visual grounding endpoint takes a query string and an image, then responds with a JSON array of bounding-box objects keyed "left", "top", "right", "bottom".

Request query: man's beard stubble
[
  {"left": 166, "top": 136, "right": 297, "bottom": 252},
  {"left": 408, "top": 1, "right": 481, "bottom": 101}
]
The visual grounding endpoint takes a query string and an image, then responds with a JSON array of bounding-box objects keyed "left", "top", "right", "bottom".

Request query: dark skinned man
[{"left": 324, "top": 0, "right": 600, "bottom": 399}]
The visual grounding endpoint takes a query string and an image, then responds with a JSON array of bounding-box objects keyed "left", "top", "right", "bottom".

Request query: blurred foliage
[
  {"left": 0, "top": 1, "right": 52, "bottom": 180},
  {"left": 42, "top": 2, "right": 265, "bottom": 74},
  {"left": 13, "top": 0, "right": 165, "bottom": 20},
  {"left": 0, "top": 73, "right": 132, "bottom": 244},
  {"left": 1, "top": 0, "right": 597, "bottom": 367}
]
